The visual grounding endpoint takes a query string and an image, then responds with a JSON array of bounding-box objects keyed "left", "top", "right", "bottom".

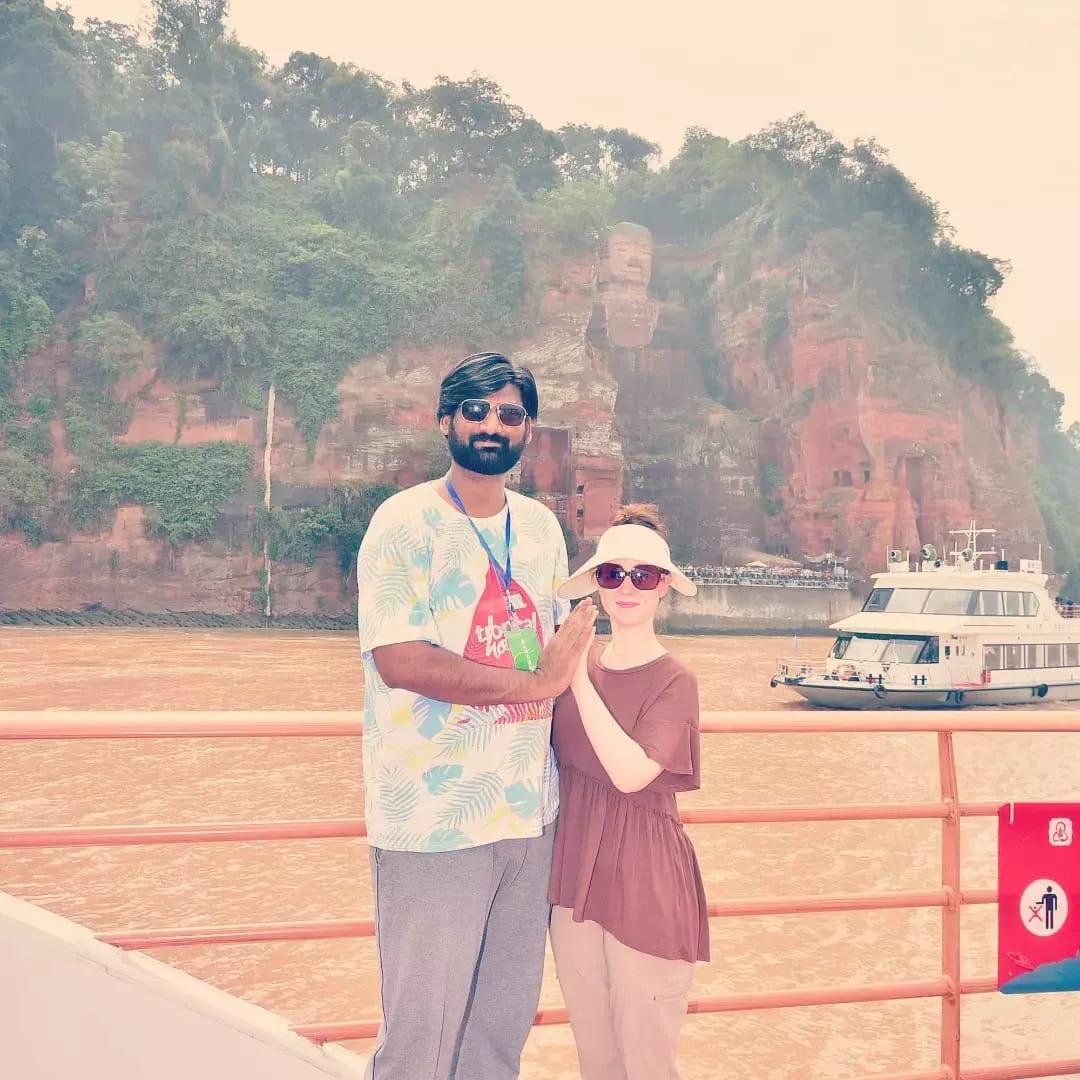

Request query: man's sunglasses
[
  {"left": 458, "top": 399, "right": 529, "bottom": 427},
  {"left": 595, "top": 563, "right": 669, "bottom": 591}
]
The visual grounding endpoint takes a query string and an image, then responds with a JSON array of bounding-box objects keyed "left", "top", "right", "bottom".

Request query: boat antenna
[{"left": 949, "top": 520, "right": 997, "bottom": 567}]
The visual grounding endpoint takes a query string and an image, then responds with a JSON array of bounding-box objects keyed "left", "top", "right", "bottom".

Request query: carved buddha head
[{"left": 604, "top": 222, "right": 654, "bottom": 293}]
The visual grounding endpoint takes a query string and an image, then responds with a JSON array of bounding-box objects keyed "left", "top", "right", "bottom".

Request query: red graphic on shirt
[{"left": 463, "top": 564, "right": 548, "bottom": 724}]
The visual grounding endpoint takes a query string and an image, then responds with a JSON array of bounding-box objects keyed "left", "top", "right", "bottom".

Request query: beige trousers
[{"left": 549, "top": 905, "right": 694, "bottom": 1080}]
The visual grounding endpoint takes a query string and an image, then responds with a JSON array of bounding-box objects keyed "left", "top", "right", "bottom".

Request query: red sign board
[{"left": 998, "top": 803, "right": 1080, "bottom": 993}]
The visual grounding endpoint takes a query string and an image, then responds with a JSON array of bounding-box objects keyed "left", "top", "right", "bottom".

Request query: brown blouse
[{"left": 548, "top": 646, "right": 710, "bottom": 963}]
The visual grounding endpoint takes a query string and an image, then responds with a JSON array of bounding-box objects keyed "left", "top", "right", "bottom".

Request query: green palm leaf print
[
  {"left": 434, "top": 713, "right": 495, "bottom": 760},
  {"left": 378, "top": 767, "right": 420, "bottom": 825},
  {"left": 506, "top": 724, "right": 547, "bottom": 777},
  {"left": 435, "top": 771, "right": 503, "bottom": 829}
]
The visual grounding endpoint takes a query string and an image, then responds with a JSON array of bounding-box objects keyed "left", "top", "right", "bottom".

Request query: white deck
[{"left": 0, "top": 890, "right": 366, "bottom": 1080}]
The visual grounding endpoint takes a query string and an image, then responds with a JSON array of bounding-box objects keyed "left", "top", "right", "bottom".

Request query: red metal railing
[{"left": 3, "top": 708, "right": 1080, "bottom": 1080}]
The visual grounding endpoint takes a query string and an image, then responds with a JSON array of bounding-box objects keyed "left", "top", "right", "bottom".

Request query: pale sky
[{"left": 58, "top": 0, "right": 1079, "bottom": 423}]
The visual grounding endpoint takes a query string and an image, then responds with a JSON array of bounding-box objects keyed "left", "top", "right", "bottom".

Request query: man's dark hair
[{"left": 437, "top": 352, "right": 539, "bottom": 422}]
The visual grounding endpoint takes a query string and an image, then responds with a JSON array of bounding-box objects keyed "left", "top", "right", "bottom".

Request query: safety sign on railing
[{"left": 998, "top": 802, "right": 1080, "bottom": 993}]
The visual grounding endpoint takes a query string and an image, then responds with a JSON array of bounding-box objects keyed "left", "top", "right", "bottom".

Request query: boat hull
[{"left": 781, "top": 679, "right": 1080, "bottom": 709}]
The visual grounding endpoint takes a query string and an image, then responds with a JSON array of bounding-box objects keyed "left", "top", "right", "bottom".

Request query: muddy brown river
[{"left": 2, "top": 629, "right": 1079, "bottom": 1078}]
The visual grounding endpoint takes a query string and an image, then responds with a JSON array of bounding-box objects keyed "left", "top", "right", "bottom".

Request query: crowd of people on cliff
[{"left": 676, "top": 563, "right": 851, "bottom": 588}]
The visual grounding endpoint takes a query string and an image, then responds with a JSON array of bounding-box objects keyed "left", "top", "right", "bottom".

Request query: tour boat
[{"left": 771, "top": 523, "right": 1080, "bottom": 708}]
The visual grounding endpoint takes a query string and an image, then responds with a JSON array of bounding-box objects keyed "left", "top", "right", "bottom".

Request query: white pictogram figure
[
  {"left": 1020, "top": 879, "right": 1068, "bottom": 937},
  {"left": 1049, "top": 818, "right": 1073, "bottom": 847}
]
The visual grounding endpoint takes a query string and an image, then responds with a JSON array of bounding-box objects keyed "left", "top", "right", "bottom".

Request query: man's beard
[{"left": 447, "top": 427, "right": 526, "bottom": 476}]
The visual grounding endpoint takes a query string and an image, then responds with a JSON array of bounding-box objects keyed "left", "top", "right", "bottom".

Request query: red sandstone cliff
[{"left": 0, "top": 226, "right": 1052, "bottom": 615}]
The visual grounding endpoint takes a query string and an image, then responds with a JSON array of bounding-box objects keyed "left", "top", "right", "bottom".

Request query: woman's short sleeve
[{"left": 633, "top": 670, "right": 701, "bottom": 793}]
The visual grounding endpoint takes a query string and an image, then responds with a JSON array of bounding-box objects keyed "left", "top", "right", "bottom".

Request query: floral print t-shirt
[{"left": 357, "top": 480, "right": 570, "bottom": 852}]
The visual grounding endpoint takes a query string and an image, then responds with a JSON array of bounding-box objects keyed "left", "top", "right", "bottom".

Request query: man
[{"left": 357, "top": 351, "right": 596, "bottom": 1079}]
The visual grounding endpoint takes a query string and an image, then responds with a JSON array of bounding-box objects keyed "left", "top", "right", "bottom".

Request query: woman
[{"left": 548, "top": 504, "right": 709, "bottom": 1080}]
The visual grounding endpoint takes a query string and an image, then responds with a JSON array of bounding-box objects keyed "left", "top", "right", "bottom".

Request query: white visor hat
[{"left": 557, "top": 523, "right": 697, "bottom": 601}]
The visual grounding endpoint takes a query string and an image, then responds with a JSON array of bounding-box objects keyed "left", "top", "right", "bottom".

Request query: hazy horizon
[{"left": 55, "top": 0, "right": 1079, "bottom": 423}]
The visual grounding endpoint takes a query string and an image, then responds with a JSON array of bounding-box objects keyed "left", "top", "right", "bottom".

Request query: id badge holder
[{"left": 506, "top": 624, "right": 542, "bottom": 672}]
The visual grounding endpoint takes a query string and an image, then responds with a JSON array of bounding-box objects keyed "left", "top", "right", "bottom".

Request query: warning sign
[{"left": 998, "top": 803, "right": 1080, "bottom": 993}]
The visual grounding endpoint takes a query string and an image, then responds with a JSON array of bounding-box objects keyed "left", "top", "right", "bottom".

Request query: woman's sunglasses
[
  {"left": 595, "top": 563, "right": 669, "bottom": 591},
  {"left": 458, "top": 399, "right": 528, "bottom": 427}
]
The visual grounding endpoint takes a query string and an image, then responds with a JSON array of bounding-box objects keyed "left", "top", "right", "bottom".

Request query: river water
[{"left": 2, "top": 628, "right": 1079, "bottom": 1078}]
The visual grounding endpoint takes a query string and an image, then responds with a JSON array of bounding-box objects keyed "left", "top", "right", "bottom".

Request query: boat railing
[
  {"left": 774, "top": 656, "right": 829, "bottom": 680},
  {"left": 3, "top": 709, "right": 1080, "bottom": 1080},
  {"left": 775, "top": 658, "right": 911, "bottom": 686},
  {"left": 1055, "top": 601, "right": 1080, "bottom": 619}
]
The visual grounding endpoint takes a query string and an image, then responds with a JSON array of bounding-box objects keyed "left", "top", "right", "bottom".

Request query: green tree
[
  {"left": 399, "top": 75, "right": 558, "bottom": 188},
  {"left": 72, "top": 312, "right": 146, "bottom": 390},
  {"left": 57, "top": 131, "right": 133, "bottom": 249},
  {"left": 557, "top": 124, "right": 658, "bottom": 183},
  {"left": 0, "top": 448, "right": 51, "bottom": 539},
  {"left": 476, "top": 169, "right": 526, "bottom": 316},
  {"left": 0, "top": 0, "right": 95, "bottom": 236},
  {"left": 149, "top": 0, "right": 228, "bottom": 81},
  {"left": 529, "top": 180, "right": 615, "bottom": 251}
]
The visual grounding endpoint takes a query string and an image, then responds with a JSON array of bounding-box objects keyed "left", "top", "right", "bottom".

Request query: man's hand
[{"left": 535, "top": 600, "right": 597, "bottom": 699}]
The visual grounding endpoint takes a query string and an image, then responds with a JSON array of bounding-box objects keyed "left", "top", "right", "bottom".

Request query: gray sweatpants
[{"left": 364, "top": 824, "right": 555, "bottom": 1080}]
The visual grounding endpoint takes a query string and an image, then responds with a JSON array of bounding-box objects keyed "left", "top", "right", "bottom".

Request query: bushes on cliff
[
  {"left": 528, "top": 181, "right": 615, "bottom": 253},
  {"left": 257, "top": 483, "right": 401, "bottom": 572},
  {"left": 107, "top": 177, "right": 532, "bottom": 447},
  {"left": 0, "top": 228, "right": 75, "bottom": 375},
  {"left": 0, "top": 287, "right": 52, "bottom": 375},
  {"left": 71, "top": 312, "right": 147, "bottom": 390},
  {"left": 1033, "top": 444, "right": 1080, "bottom": 600},
  {"left": 0, "top": 392, "right": 55, "bottom": 541},
  {"left": 257, "top": 504, "right": 343, "bottom": 566},
  {"left": 68, "top": 441, "right": 251, "bottom": 545},
  {"left": 0, "top": 449, "right": 51, "bottom": 541},
  {"left": 759, "top": 462, "right": 784, "bottom": 518}
]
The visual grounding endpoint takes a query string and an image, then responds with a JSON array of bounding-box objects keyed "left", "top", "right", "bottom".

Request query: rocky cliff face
[
  {"left": 0, "top": 223, "right": 1051, "bottom": 614},
  {"left": 712, "top": 231, "right": 1047, "bottom": 569}
]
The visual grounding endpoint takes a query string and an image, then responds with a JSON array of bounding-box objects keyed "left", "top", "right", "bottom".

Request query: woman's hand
[{"left": 571, "top": 628, "right": 596, "bottom": 693}]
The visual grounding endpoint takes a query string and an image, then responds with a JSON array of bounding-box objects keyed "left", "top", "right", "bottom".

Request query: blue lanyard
[{"left": 445, "top": 478, "right": 513, "bottom": 593}]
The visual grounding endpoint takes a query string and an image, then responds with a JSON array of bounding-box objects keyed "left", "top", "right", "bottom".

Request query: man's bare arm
[{"left": 372, "top": 600, "right": 596, "bottom": 704}]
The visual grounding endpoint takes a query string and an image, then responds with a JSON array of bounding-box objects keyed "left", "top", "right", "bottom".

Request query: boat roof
[
  {"left": 869, "top": 570, "right": 1050, "bottom": 589},
  {"left": 832, "top": 612, "right": 1053, "bottom": 635}
]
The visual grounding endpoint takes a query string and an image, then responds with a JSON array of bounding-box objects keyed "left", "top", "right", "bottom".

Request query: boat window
[
  {"left": 975, "top": 591, "right": 1004, "bottom": 616},
  {"left": 1004, "top": 645, "right": 1024, "bottom": 669},
  {"left": 917, "top": 637, "right": 940, "bottom": 664},
  {"left": 863, "top": 588, "right": 892, "bottom": 612},
  {"left": 1047, "top": 644, "right": 1065, "bottom": 667},
  {"left": 1067, "top": 644, "right": 1080, "bottom": 667},
  {"left": 831, "top": 635, "right": 852, "bottom": 659},
  {"left": 844, "top": 637, "right": 889, "bottom": 661},
  {"left": 983, "top": 645, "right": 1004, "bottom": 670},
  {"left": 890, "top": 589, "right": 930, "bottom": 613},
  {"left": 881, "top": 639, "right": 926, "bottom": 664},
  {"left": 842, "top": 635, "right": 936, "bottom": 663},
  {"left": 1023, "top": 593, "right": 1040, "bottom": 616},
  {"left": 925, "top": 590, "right": 975, "bottom": 615},
  {"left": 1024, "top": 645, "right": 1044, "bottom": 669},
  {"left": 1003, "top": 592, "right": 1024, "bottom": 617}
]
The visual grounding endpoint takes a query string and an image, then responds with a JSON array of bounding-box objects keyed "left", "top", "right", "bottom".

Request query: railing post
[{"left": 938, "top": 731, "right": 962, "bottom": 1079}]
